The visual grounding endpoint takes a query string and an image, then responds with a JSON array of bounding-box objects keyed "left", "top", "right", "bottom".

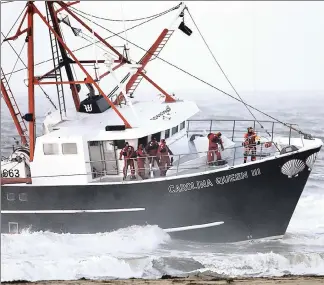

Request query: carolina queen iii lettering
[
  {"left": 215, "top": 171, "right": 249, "bottom": 185},
  {"left": 168, "top": 179, "right": 213, "bottom": 193},
  {"left": 215, "top": 168, "right": 261, "bottom": 185},
  {"left": 168, "top": 168, "right": 261, "bottom": 193}
]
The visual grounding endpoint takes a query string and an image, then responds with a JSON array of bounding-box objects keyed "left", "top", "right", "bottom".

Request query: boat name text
[
  {"left": 168, "top": 168, "right": 261, "bottom": 193},
  {"left": 150, "top": 105, "right": 171, "bottom": 120}
]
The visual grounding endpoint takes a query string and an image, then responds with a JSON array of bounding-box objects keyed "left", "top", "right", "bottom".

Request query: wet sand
[{"left": 3, "top": 275, "right": 324, "bottom": 285}]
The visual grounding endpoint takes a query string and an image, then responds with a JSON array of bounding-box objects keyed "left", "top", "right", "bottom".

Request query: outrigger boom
[{"left": 1, "top": 1, "right": 187, "bottom": 161}]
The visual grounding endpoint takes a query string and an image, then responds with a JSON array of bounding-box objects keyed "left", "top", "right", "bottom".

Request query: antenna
[
  {"left": 90, "top": 7, "right": 100, "bottom": 83},
  {"left": 120, "top": 2, "right": 130, "bottom": 61},
  {"left": 104, "top": 53, "right": 140, "bottom": 123}
]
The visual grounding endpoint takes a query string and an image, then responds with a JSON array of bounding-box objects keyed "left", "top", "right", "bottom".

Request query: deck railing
[
  {"left": 2, "top": 119, "right": 308, "bottom": 184},
  {"left": 186, "top": 119, "right": 302, "bottom": 145},
  {"left": 86, "top": 119, "right": 308, "bottom": 182},
  {"left": 86, "top": 141, "right": 278, "bottom": 182}
]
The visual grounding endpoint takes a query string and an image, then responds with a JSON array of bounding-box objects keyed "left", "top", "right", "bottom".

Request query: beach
[{"left": 3, "top": 275, "right": 324, "bottom": 285}]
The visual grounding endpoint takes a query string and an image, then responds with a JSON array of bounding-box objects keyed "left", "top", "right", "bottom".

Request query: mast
[
  {"left": 27, "top": 1, "right": 36, "bottom": 161},
  {"left": 46, "top": 1, "right": 80, "bottom": 111},
  {"left": 2, "top": 1, "right": 192, "bottom": 154}
]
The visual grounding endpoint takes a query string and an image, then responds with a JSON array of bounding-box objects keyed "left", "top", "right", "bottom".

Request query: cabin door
[
  {"left": 138, "top": 136, "right": 148, "bottom": 148},
  {"left": 103, "top": 141, "right": 118, "bottom": 175},
  {"left": 88, "top": 141, "right": 118, "bottom": 178}
]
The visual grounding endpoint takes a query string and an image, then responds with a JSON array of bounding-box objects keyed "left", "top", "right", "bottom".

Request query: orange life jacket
[
  {"left": 158, "top": 142, "right": 168, "bottom": 154},
  {"left": 208, "top": 133, "right": 222, "bottom": 150},
  {"left": 136, "top": 148, "right": 146, "bottom": 157},
  {"left": 126, "top": 146, "right": 136, "bottom": 158},
  {"left": 244, "top": 132, "right": 257, "bottom": 146},
  {"left": 120, "top": 146, "right": 128, "bottom": 159}
]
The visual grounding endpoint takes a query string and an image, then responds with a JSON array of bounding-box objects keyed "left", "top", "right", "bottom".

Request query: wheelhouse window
[
  {"left": 43, "top": 143, "right": 59, "bottom": 155},
  {"left": 172, "top": 126, "right": 178, "bottom": 135},
  {"left": 152, "top": 132, "right": 161, "bottom": 142},
  {"left": 113, "top": 140, "right": 125, "bottom": 149},
  {"left": 89, "top": 141, "right": 100, "bottom": 146},
  {"left": 165, "top": 129, "right": 170, "bottom": 139},
  {"left": 180, "top": 121, "right": 186, "bottom": 130},
  {"left": 62, "top": 143, "right": 78, "bottom": 155}
]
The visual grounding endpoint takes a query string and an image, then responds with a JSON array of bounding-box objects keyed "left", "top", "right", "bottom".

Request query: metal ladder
[
  {"left": 146, "top": 30, "right": 174, "bottom": 62},
  {"left": 126, "top": 30, "right": 175, "bottom": 97},
  {"left": 1, "top": 68, "right": 29, "bottom": 145},
  {"left": 126, "top": 70, "right": 147, "bottom": 98},
  {"left": 46, "top": 5, "right": 66, "bottom": 119},
  {"left": 109, "top": 29, "right": 175, "bottom": 103}
]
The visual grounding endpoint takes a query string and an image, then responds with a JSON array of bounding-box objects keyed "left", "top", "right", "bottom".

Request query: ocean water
[{"left": 1, "top": 92, "right": 324, "bottom": 281}]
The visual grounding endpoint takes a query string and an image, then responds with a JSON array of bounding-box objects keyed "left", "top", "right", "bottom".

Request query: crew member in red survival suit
[
  {"left": 145, "top": 137, "right": 159, "bottom": 167},
  {"left": 119, "top": 142, "right": 129, "bottom": 160},
  {"left": 243, "top": 127, "right": 260, "bottom": 163},
  {"left": 136, "top": 144, "right": 147, "bottom": 180},
  {"left": 119, "top": 142, "right": 136, "bottom": 180},
  {"left": 207, "top": 132, "right": 224, "bottom": 164},
  {"left": 157, "top": 139, "right": 174, "bottom": 176}
]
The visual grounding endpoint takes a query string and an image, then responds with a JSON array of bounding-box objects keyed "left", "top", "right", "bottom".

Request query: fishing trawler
[{"left": 1, "top": 1, "right": 322, "bottom": 243}]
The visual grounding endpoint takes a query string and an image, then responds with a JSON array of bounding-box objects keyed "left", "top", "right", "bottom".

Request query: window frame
[
  {"left": 172, "top": 125, "right": 179, "bottom": 135},
  {"left": 180, "top": 121, "right": 186, "bottom": 130},
  {"left": 62, "top": 143, "right": 78, "bottom": 155},
  {"left": 43, "top": 143, "right": 60, "bottom": 155},
  {"left": 164, "top": 129, "right": 170, "bottom": 139}
]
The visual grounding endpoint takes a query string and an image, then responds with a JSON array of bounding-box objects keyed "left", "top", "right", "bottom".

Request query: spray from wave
[
  {"left": 2, "top": 223, "right": 324, "bottom": 282},
  {"left": 1, "top": 225, "right": 171, "bottom": 281}
]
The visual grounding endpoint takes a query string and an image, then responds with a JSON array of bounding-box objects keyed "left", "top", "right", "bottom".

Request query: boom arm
[{"left": 113, "top": 3, "right": 187, "bottom": 104}]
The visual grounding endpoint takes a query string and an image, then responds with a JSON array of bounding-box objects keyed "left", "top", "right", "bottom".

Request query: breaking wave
[
  {"left": 196, "top": 251, "right": 324, "bottom": 277},
  {"left": 2, "top": 222, "right": 324, "bottom": 282},
  {"left": 1, "top": 225, "right": 171, "bottom": 281}
]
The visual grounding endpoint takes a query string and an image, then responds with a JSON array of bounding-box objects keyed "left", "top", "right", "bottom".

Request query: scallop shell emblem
[
  {"left": 281, "top": 159, "right": 305, "bottom": 178},
  {"left": 306, "top": 153, "right": 317, "bottom": 171}
]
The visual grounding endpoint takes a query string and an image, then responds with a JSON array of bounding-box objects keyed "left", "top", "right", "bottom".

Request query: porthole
[
  {"left": 7, "top": 193, "right": 15, "bottom": 201},
  {"left": 9, "top": 222, "right": 18, "bottom": 234},
  {"left": 19, "top": 193, "right": 28, "bottom": 201}
]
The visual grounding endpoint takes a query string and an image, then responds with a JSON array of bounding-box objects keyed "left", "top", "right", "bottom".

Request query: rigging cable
[
  {"left": 1, "top": 4, "right": 27, "bottom": 46},
  {"left": 1, "top": 32, "right": 57, "bottom": 110},
  {"left": 120, "top": 2, "right": 130, "bottom": 61},
  {"left": 69, "top": 2, "right": 181, "bottom": 22},
  {"left": 70, "top": 7, "right": 308, "bottom": 137},
  {"left": 7, "top": 41, "right": 26, "bottom": 83},
  {"left": 4, "top": 3, "right": 180, "bottom": 77},
  {"left": 187, "top": 10, "right": 271, "bottom": 136},
  {"left": 75, "top": 31, "right": 115, "bottom": 56},
  {"left": 0, "top": 3, "right": 309, "bottom": 137},
  {"left": 0, "top": 1, "right": 15, "bottom": 4},
  {"left": 186, "top": 9, "right": 275, "bottom": 140}
]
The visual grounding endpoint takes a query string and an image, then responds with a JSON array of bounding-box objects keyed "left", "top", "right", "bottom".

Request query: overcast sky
[{"left": 1, "top": 0, "right": 324, "bottom": 105}]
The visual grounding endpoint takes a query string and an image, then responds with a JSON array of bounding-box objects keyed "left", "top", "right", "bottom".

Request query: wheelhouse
[{"left": 30, "top": 99, "right": 199, "bottom": 185}]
